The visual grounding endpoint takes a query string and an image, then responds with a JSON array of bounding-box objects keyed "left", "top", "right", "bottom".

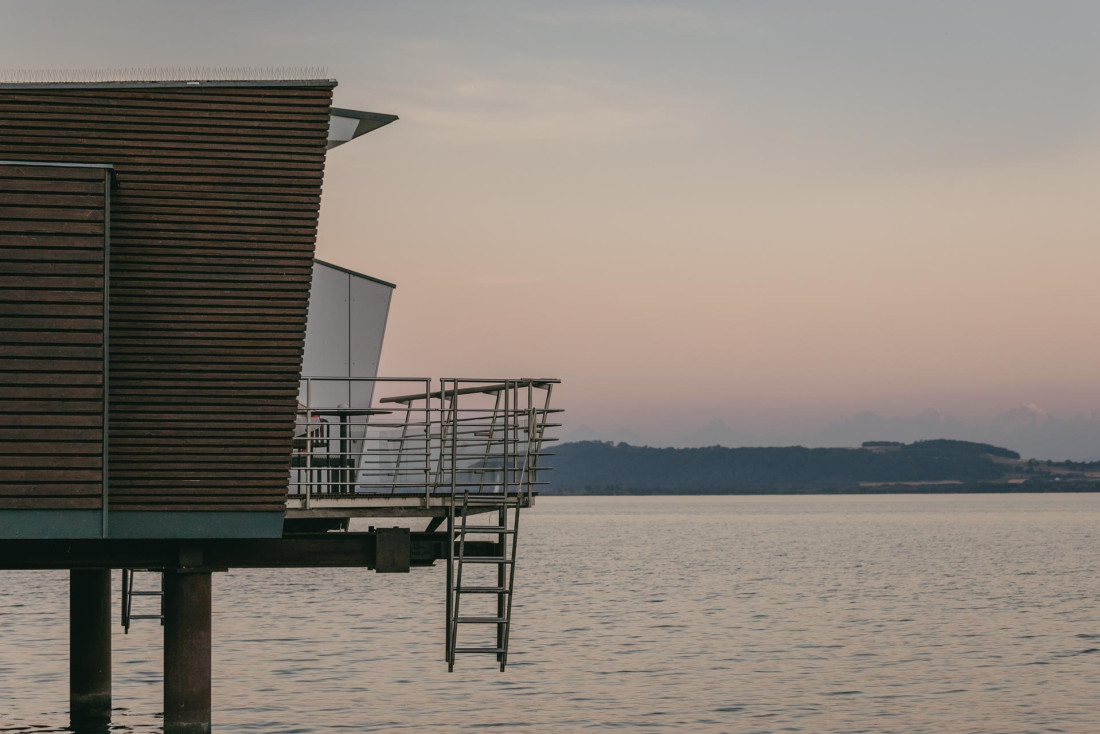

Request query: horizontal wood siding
[
  {"left": 0, "top": 83, "right": 333, "bottom": 514},
  {"left": 0, "top": 163, "right": 108, "bottom": 511}
]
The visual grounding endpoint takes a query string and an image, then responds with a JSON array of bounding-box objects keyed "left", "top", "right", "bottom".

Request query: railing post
[
  {"left": 304, "top": 378, "right": 312, "bottom": 510},
  {"left": 502, "top": 380, "right": 510, "bottom": 496},
  {"left": 450, "top": 380, "right": 458, "bottom": 499},
  {"left": 476, "top": 390, "right": 503, "bottom": 494},
  {"left": 389, "top": 400, "right": 413, "bottom": 495},
  {"left": 424, "top": 378, "right": 431, "bottom": 505}
]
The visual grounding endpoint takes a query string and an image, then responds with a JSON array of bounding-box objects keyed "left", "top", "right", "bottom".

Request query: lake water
[{"left": 2, "top": 494, "right": 1099, "bottom": 733}]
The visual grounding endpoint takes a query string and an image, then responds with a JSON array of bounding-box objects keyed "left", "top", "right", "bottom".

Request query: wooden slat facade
[
  {"left": 0, "top": 82, "right": 334, "bottom": 532},
  {"left": 0, "top": 162, "right": 109, "bottom": 514}
]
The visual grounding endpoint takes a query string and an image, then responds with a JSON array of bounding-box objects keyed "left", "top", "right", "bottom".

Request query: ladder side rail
[
  {"left": 500, "top": 495, "right": 522, "bottom": 670},
  {"left": 496, "top": 500, "right": 507, "bottom": 662},
  {"left": 121, "top": 568, "right": 131, "bottom": 633},
  {"left": 448, "top": 491, "right": 471, "bottom": 671},
  {"left": 445, "top": 491, "right": 455, "bottom": 660}
]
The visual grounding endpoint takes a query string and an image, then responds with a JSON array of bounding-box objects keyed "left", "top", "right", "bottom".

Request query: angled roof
[{"left": 313, "top": 258, "right": 396, "bottom": 289}]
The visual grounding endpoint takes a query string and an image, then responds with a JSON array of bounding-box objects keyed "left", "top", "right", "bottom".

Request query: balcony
[{"left": 287, "top": 377, "right": 560, "bottom": 519}]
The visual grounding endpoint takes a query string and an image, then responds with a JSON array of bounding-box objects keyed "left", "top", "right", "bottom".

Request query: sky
[{"left": 4, "top": 1, "right": 1100, "bottom": 458}]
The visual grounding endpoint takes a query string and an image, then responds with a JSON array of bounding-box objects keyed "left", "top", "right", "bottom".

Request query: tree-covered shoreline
[{"left": 544, "top": 439, "right": 1100, "bottom": 495}]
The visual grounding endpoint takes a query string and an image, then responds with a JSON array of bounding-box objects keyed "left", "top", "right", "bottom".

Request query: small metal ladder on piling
[
  {"left": 446, "top": 491, "right": 522, "bottom": 671},
  {"left": 121, "top": 569, "right": 164, "bottom": 633}
]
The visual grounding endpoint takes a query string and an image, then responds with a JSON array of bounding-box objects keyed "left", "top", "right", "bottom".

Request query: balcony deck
[
  {"left": 288, "top": 377, "right": 558, "bottom": 521},
  {"left": 286, "top": 490, "right": 535, "bottom": 518}
]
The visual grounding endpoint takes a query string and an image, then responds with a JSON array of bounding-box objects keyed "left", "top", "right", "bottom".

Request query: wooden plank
[
  {"left": 0, "top": 180, "right": 105, "bottom": 194},
  {"left": 0, "top": 331, "right": 103, "bottom": 347},
  {"left": 0, "top": 205, "right": 104, "bottom": 221},
  {"left": 0, "top": 497, "right": 101, "bottom": 509},
  {"left": 106, "top": 503, "right": 285, "bottom": 512},
  {"left": 0, "top": 459, "right": 102, "bottom": 473},
  {"left": 0, "top": 470, "right": 102, "bottom": 481},
  {"left": 0, "top": 413, "right": 103, "bottom": 427},
  {"left": 0, "top": 95, "right": 333, "bottom": 114},
  {"left": 0, "top": 359, "right": 103, "bottom": 372},
  {"left": 0, "top": 275, "right": 105, "bottom": 290},
  {"left": 0, "top": 220, "right": 104, "bottom": 235},
  {"left": 0, "top": 345, "right": 103, "bottom": 358},
  {"left": 0, "top": 488, "right": 101, "bottom": 496},
  {"left": 1, "top": 87, "right": 334, "bottom": 102},
  {"left": 112, "top": 189, "right": 320, "bottom": 204},
  {"left": 0, "top": 233, "right": 106, "bottom": 246},
  {"left": 0, "top": 317, "right": 103, "bottom": 331},
  {"left": 0, "top": 134, "right": 324, "bottom": 154},
  {"left": 0, "top": 262, "right": 104, "bottom": 276},
  {"left": 0, "top": 164, "right": 105, "bottom": 179},
  {"left": 107, "top": 474, "right": 294, "bottom": 484},
  {"left": 0, "top": 386, "right": 102, "bottom": 399},
  {"left": 0, "top": 402, "right": 103, "bottom": 413},
  {"left": 0, "top": 428, "right": 100, "bottom": 440},
  {"left": 0, "top": 106, "right": 330, "bottom": 127}
]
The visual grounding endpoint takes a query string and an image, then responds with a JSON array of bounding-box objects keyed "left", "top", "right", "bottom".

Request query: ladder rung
[
  {"left": 455, "top": 616, "right": 507, "bottom": 624},
  {"left": 461, "top": 556, "right": 513, "bottom": 564},
  {"left": 130, "top": 591, "right": 162, "bottom": 596},
  {"left": 455, "top": 586, "right": 510, "bottom": 594},
  {"left": 460, "top": 526, "right": 514, "bottom": 534},
  {"left": 454, "top": 647, "right": 506, "bottom": 654},
  {"left": 129, "top": 614, "right": 163, "bottom": 620}
]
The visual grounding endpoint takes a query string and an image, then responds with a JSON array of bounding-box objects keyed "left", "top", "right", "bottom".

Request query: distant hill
[{"left": 544, "top": 439, "right": 1100, "bottom": 494}]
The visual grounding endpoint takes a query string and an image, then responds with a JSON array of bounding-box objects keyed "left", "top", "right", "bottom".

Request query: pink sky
[{"left": 5, "top": 1, "right": 1100, "bottom": 455}]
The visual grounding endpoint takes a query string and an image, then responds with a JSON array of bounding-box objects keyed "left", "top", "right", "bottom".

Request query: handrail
[
  {"left": 290, "top": 377, "right": 559, "bottom": 505},
  {"left": 380, "top": 378, "right": 559, "bottom": 405}
]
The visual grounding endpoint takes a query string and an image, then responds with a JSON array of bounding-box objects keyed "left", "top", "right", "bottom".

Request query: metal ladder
[
  {"left": 446, "top": 491, "right": 521, "bottom": 672},
  {"left": 121, "top": 569, "right": 164, "bottom": 633}
]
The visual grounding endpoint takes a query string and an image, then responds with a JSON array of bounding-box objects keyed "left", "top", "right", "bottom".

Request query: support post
[
  {"left": 70, "top": 568, "right": 112, "bottom": 727},
  {"left": 163, "top": 570, "right": 212, "bottom": 734}
]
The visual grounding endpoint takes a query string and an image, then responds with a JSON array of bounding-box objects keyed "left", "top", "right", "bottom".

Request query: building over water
[{"left": 0, "top": 70, "right": 558, "bottom": 733}]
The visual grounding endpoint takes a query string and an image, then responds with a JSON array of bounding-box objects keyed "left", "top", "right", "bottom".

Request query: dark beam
[{"left": 0, "top": 532, "right": 494, "bottom": 571}]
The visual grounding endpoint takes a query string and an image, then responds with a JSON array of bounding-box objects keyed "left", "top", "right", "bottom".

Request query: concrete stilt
[
  {"left": 70, "top": 569, "right": 112, "bottom": 728},
  {"left": 163, "top": 570, "right": 212, "bottom": 734}
]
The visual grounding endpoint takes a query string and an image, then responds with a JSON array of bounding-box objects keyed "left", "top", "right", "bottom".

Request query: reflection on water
[{"left": 2, "top": 494, "right": 1099, "bottom": 732}]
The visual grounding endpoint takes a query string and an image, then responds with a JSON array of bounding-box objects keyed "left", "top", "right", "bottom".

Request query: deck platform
[{"left": 285, "top": 491, "right": 535, "bottom": 518}]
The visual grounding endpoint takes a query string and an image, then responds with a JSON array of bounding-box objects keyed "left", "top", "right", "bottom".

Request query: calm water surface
[{"left": 2, "top": 494, "right": 1099, "bottom": 733}]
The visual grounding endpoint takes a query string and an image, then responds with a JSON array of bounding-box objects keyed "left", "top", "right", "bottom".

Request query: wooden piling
[
  {"left": 70, "top": 569, "right": 112, "bottom": 727},
  {"left": 163, "top": 571, "right": 212, "bottom": 734}
]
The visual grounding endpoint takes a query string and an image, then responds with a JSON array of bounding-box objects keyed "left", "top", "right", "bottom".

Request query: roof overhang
[
  {"left": 313, "top": 258, "right": 396, "bottom": 289},
  {"left": 328, "top": 108, "right": 398, "bottom": 149}
]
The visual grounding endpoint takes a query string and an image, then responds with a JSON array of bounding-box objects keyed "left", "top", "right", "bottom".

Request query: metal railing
[{"left": 289, "top": 378, "right": 560, "bottom": 506}]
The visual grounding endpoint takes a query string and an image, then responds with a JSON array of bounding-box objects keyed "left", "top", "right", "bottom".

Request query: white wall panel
[{"left": 301, "top": 261, "right": 394, "bottom": 410}]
